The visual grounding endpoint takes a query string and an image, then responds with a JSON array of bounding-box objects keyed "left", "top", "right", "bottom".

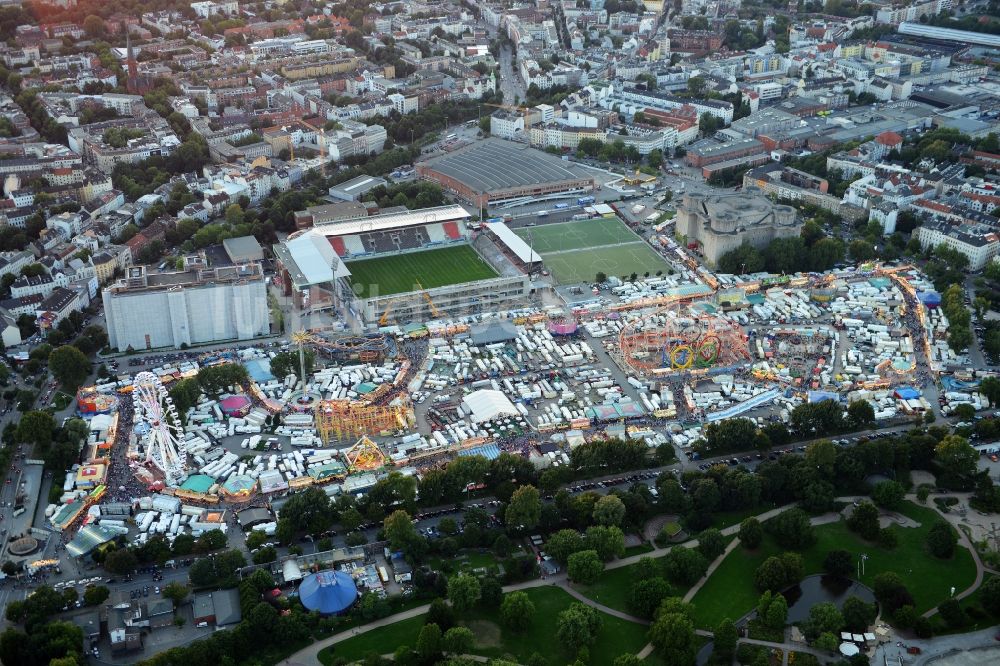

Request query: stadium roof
[
  {"left": 462, "top": 389, "right": 518, "bottom": 423},
  {"left": 299, "top": 570, "right": 358, "bottom": 615},
  {"left": 421, "top": 139, "right": 589, "bottom": 193},
  {"left": 485, "top": 222, "right": 542, "bottom": 264},
  {"left": 275, "top": 230, "right": 351, "bottom": 288},
  {"left": 314, "top": 204, "right": 470, "bottom": 238}
]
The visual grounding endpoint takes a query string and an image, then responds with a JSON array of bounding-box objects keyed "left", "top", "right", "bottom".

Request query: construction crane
[
  {"left": 378, "top": 300, "right": 396, "bottom": 327},
  {"left": 377, "top": 282, "right": 439, "bottom": 326},
  {"left": 415, "top": 280, "right": 440, "bottom": 318}
]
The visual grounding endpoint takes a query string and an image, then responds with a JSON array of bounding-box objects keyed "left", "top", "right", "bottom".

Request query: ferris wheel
[{"left": 132, "top": 371, "right": 188, "bottom": 486}]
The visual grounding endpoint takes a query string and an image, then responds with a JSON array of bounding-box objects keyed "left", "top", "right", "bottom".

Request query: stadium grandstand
[{"left": 273, "top": 205, "right": 535, "bottom": 328}]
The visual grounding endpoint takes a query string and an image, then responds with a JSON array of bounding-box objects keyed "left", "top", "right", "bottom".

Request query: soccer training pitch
[
  {"left": 515, "top": 217, "right": 669, "bottom": 285},
  {"left": 345, "top": 245, "right": 498, "bottom": 298}
]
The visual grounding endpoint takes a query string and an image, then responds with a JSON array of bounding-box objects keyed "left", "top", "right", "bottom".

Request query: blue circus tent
[{"left": 298, "top": 570, "right": 358, "bottom": 615}]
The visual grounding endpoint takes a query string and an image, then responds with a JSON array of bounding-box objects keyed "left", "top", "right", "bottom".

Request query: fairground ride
[
  {"left": 132, "top": 371, "right": 188, "bottom": 486},
  {"left": 618, "top": 312, "right": 751, "bottom": 375}
]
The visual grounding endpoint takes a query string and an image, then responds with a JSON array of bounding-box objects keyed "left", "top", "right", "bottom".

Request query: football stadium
[{"left": 273, "top": 204, "right": 535, "bottom": 327}]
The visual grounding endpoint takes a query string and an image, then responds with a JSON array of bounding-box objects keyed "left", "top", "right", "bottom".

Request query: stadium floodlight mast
[{"left": 132, "top": 371, "right": 188, "bottom": 486}]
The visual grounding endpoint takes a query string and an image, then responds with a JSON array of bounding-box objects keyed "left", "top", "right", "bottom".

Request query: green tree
[
  {"left": 442, "top": 626, "right": 474, "bottom": 655},
  {"left": 16, "top": 410, "right": 55, "bottom": 451},
  {"left": 714, "top": 618, "right": 738, "bottom": 662},
  {"left": 545, "top": 529, "right": 586, "bottom": 564},
  {"left": 593, "top": 494, "right": 626, "bottom": 526},
  {"left": 505, "top": 485, "right": 541, "bottom": 530},
  {"left": 766, "top": 508, "right": 815, "bottom": 549},
  {"left": 823, "top": 549, "right": 853, "bottom": 577},
  {"left": 384, "top": 509, "right": 422, "bottom": 553},
  {"left": 935, "top": 435, "right": 978, "bottom": 486},
  {"left": 584, "top": 525, "right": 626, "bottom": 561},
  {"left": 649, "top": 610, "right": 697, "bottom": 665},
  {"left": 979, "top": 576, "right": 1000, "bottom": 615},
  {"left": 805, "top": 602, "right": 844, "bottom": 640},
  {"left": 841, "top": 596, "right": 877, "bottom": 632},
  {"left": 926, "top": 520, "right": 957, "bottom": 558},
  {"left": 162, "top": 582, "right": 189, "bottom": 606},
  {"left": 872, "top": 480, "right": 905, "bottom": 509},
  {"left": 627, "top": 577, "right": 672, "bottom": 619},
  {"left": 814, "top": 632, "right": 839, "bottom": 652},
  {"left": 500, "top": 591, "right": 535, "bottom": 633},
  {"left": 765, "top": 592, "right": 788, "bottom": 630},
  {"left": 662, "top": 547, "right": 708, "bottom": 586},
  {"left": 847, "top": 501, "right": 881, "bottom": 541},
  {"left": 739, "top": 517, "right": 763, "bottom": 549},
  {"left": 416, "top": 622, "right": 442, "bottom": 662},
  {"left": 82, "top": 585, "right": 110, "bottom": 606},
  {"left": 556, "top": 603, "right": 603, "bottom": 652},
  {"left": 447, "top": 574, "right": 481, "bottom": 613},
  {"left": 567, "top": 549, "right": 604, "bottom": 584},
  {"left": 696, "top": 528, "right": 726, "bottom": 560},
  {"left": 103, "top": 549, "right": 138, "bottom": 574},
  {"left": 846, "top": 400, "right": 875, "bottom": 428}
]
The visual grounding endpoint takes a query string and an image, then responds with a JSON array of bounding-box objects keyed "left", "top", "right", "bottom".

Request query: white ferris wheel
[{"left": 131, "top": 371, "right": 188, "bottom": 486}]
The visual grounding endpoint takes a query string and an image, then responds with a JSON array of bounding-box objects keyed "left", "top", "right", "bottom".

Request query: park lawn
[
  {"left": 705, "top": 505, "right": 777, "bottom": 532},
  {"left": 319, "top": 587, "right": 651, "bottom": 665},
  {"left": 465, "top": 586, "right": 650, "bottom": 665},
  {"left": 318, "top": 613, "right": 427, "bottom": 664},
  {"left": 690, "top": 501, "right": 979, "bottom": 630},
  {"left": 928, "top": 575, "right": 1000, "bottom": 634},
  {"left": 575, "top": 545, "right": 713, "bottom": 615},
  {"left": 345, "top": 245, "right": 497, "bottom": 298},
  {"left": 50, "top": 391, "right": 73, "bottom": 411},
  {"left": 625, "top": 543, "right": 655, "bottom": 557},
  {"left": 426, "top": 550, "right": 503, "bottom": 576}
]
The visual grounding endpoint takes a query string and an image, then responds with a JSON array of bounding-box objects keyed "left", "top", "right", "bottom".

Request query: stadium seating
[
  {"left": 425, "top": 223, "right": 447, "bottom": 243},
  {"left": 328, "top": 223, "right": 470, "bottom": 258},
  {"left": 328, "top": 237, "right": 347, "bottom": 257}
]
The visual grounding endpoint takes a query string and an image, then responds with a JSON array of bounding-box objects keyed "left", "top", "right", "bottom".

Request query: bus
[
  {"left": 445, "top": 133, "right": 457, "bottom": 141},
  {"left": 377, "top": 566, "right": 390, "bottom": 584}
]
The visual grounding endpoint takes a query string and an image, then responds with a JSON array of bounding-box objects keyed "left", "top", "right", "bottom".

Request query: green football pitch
[
  {"left": 515, "top": 217, "right": 669, "bottom": 285},
  {"left": 345, "top": 245, "right": 498, "bottom": 298},
  {"left": 514, "top": 216, "right": 640, "bottom": 253}
]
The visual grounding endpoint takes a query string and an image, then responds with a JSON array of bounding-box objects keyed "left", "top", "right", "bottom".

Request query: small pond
[{"left": 783, "top": 574, "right": 876, "bottom": 624}]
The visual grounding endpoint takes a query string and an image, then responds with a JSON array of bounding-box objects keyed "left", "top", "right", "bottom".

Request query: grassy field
[
  {"left": 541, "top": 244, "right": 670, "bottom": 285},
  {"left": 515, "top": 217, "right": 640, "bottom": 253},
  {"left": 345, "top": 245, "right": 497, "bottom": 298},
  {"left": 514, "top": 217, "right": 670, "bottom": 285},
  {"left": 690, "top": 502, "right": 978, "bottom": 630},
  {"left": 318, "top": 587, "right": 651, "bottom": 665}
]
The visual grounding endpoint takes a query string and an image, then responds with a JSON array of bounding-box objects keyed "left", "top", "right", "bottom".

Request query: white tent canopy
[{"left": 462, "top": 389, "right": 518, "bottom": 423}]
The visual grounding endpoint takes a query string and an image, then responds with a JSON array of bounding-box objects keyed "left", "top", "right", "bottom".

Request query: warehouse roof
[
  {"left": 420, "top": 139, "right": 590, "bottom": 193},
  {"left": 469, "top": 320, "right": 518, "bottom": 345},
  {"left": 212, "top": 589, "right": 242, "bottom": 626},
  {"left": 237, "top": 507, "right": 272, "bottom": 528},
  {"left": 66, "top": 524, "right": 118, "bottom": 558},
  {"left": 462, "top": 389, "right": 518, "bottom": 423},
  {"left": 222, "top": 235, "right": 264, "bottom": 262}
]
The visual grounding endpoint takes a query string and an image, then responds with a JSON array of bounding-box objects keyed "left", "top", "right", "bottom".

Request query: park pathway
[{"left": 281, "top": 493, "right": 988, "bottom": 664}]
